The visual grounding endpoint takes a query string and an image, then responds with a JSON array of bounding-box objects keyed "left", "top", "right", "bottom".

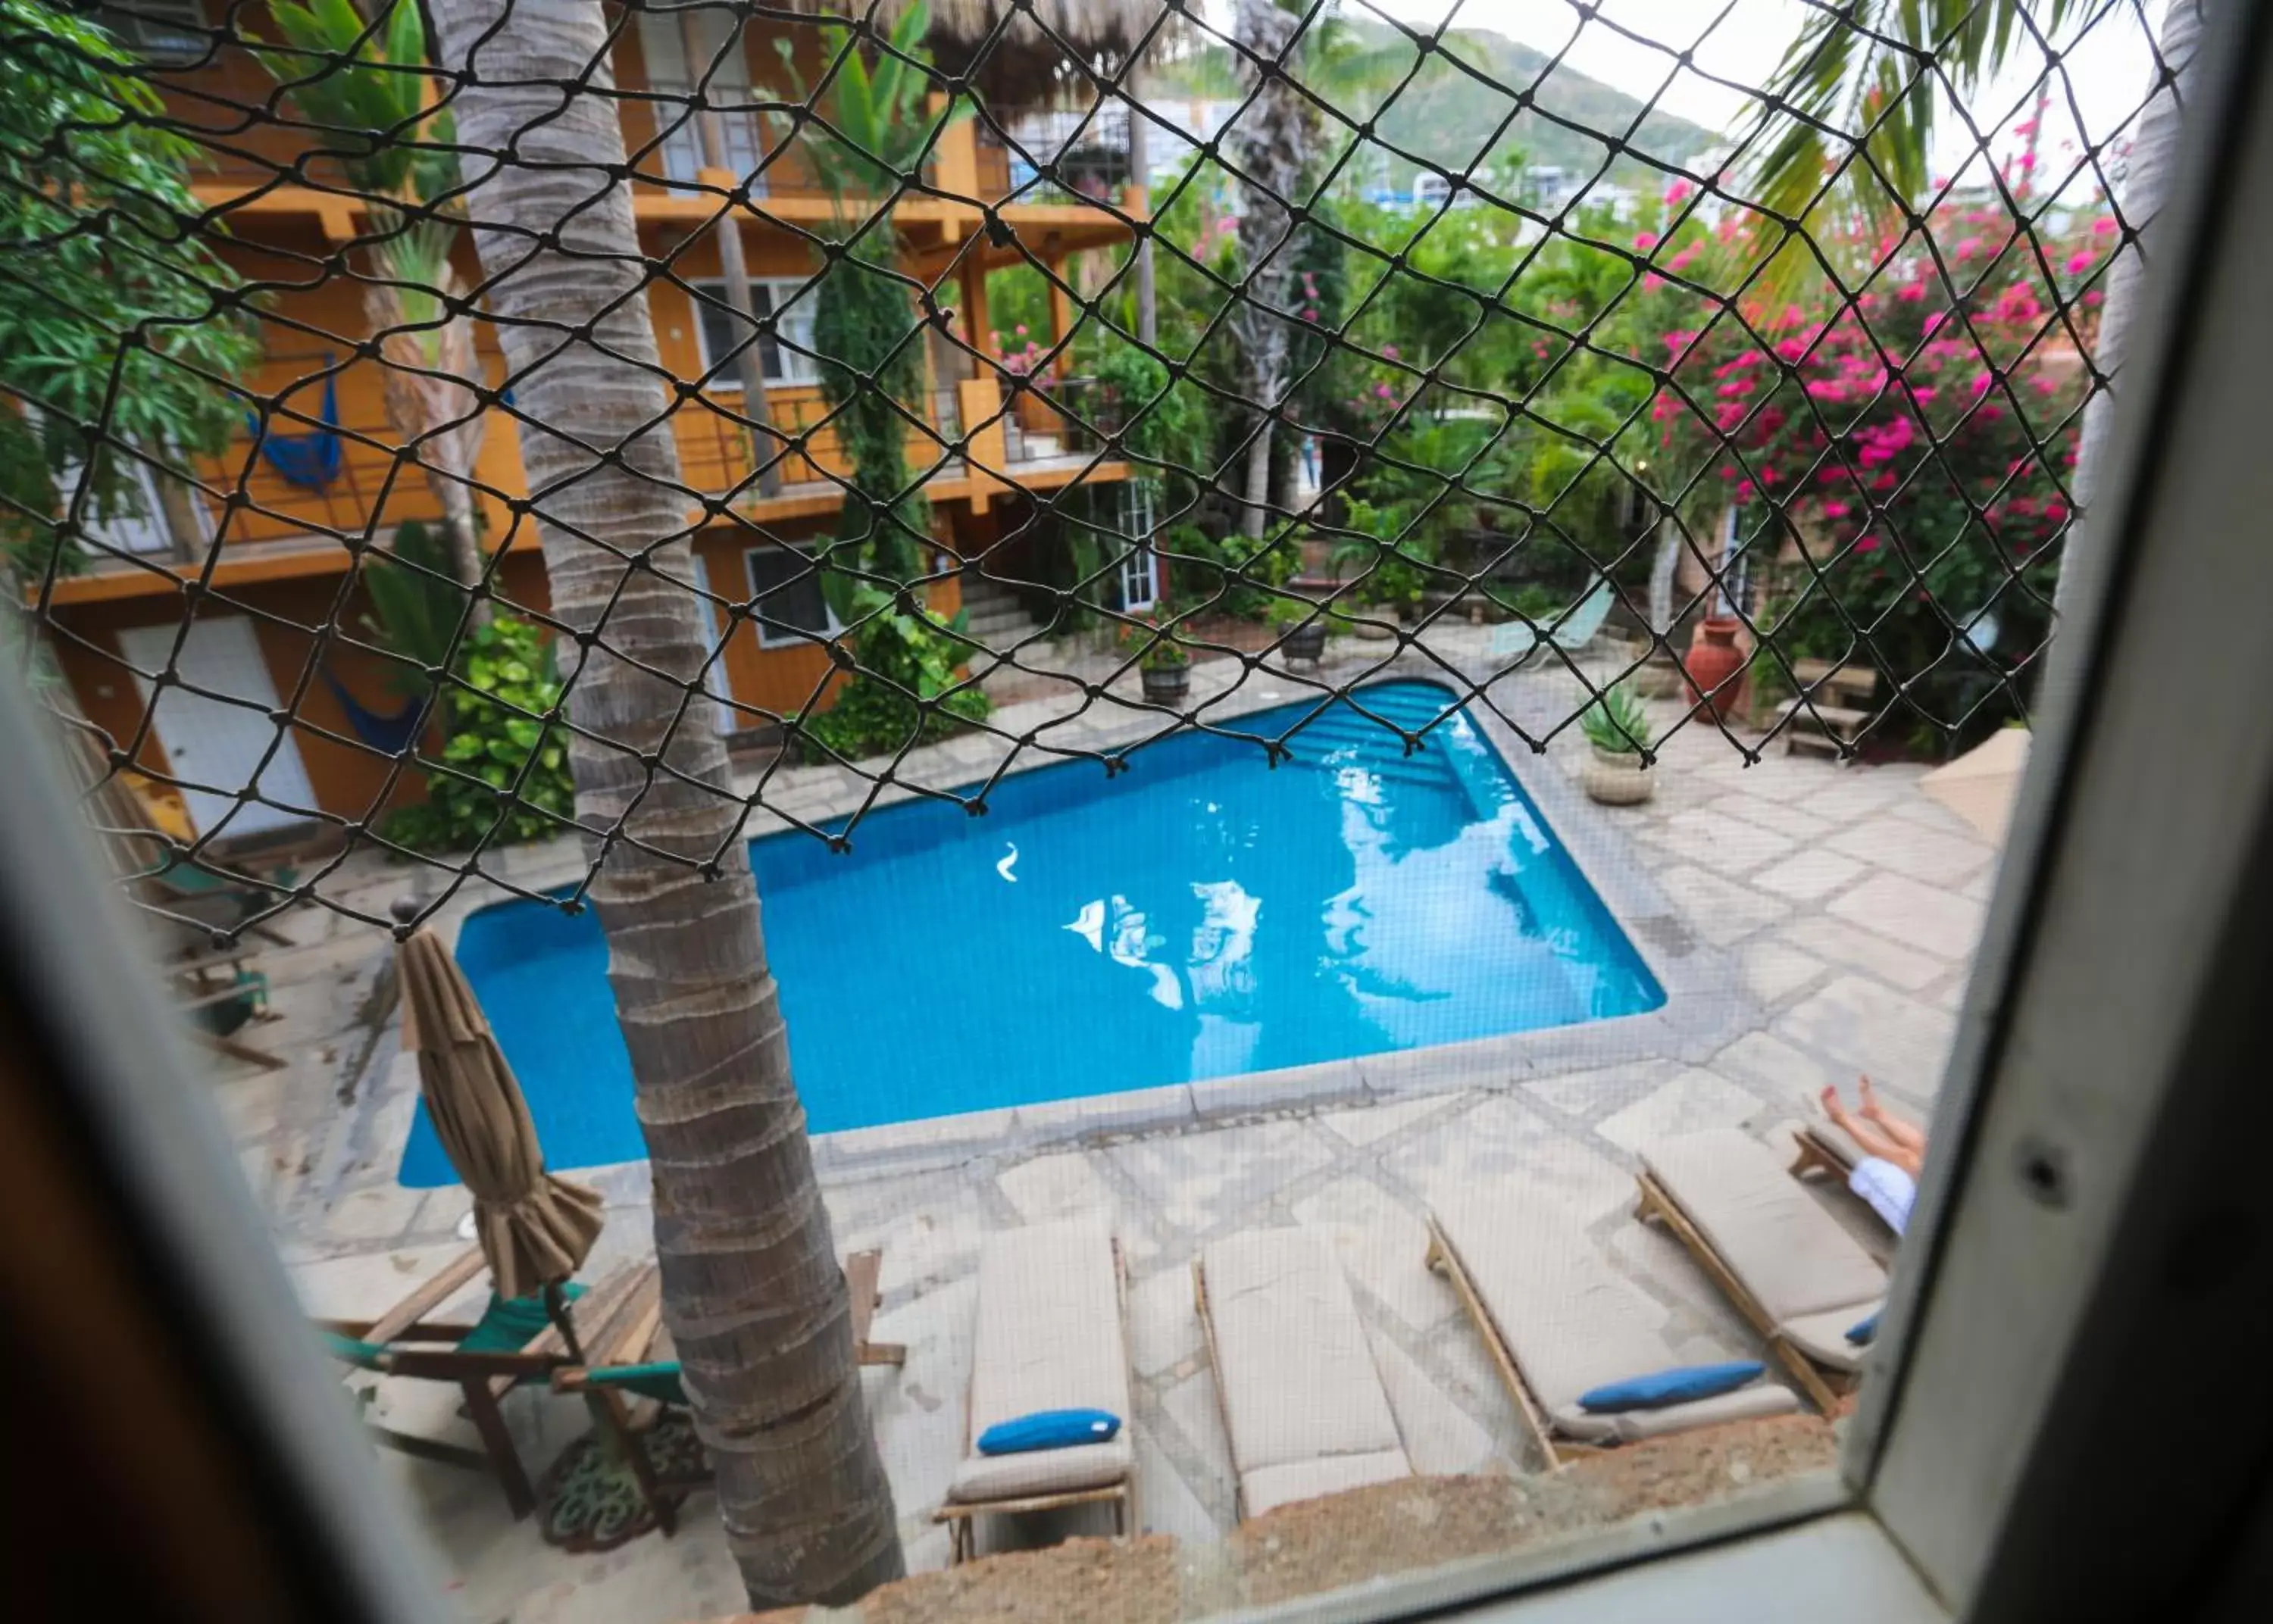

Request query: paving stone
[
  {"left": 1739, "top": 938, "right": 1830, "bottom": 1007},
  {"left": 1652, "top": 863, "right": 1792, "bottom": 948},
  {"left": 1290, "top": 1174, "right": 1454, "bottom": 1337},
  {"left": 1642, "top": 809, "right": 1798, "bottom": 876},
  {"left": 1315, "top": 1091, "right": 1459, "bottom": 1148},
  {"left": 1827, "top": 814, "right": 1993, "bottom": 887},
  {"left": 1132, "top": 1418, "right": 1228, "bottom": 1544},
  {"left": 1794, "top": 770, "right": 1912, "bottom": 822},
  {"left": 1773, "top": 975, "right": 1957, "bottom": 1099},
  {"left": 1385, "top": 1095, "right": 1634, "bottom": 1224},
  {"left": 1108, "top": 1117, "right": 1336, "bottom": 1236},
  {"left": 996, "top": 1149, "right": 1119, "bottom": 1226},
  {"left": 1709, "top": 1029, "right": 1843, "bottom": 1105},
  {"left": 1593, "top": 1068, "right": 1767, "bottom": 1153},
  {"left": 1363, "top": 1320, "right": 1505, "bottom": 1477},
  {"left": 1158, "top": 1363, "right": 1235, "bottom": 1506},
  {"left": 1127, "top": 1263, "right": 1205, "bottom": 1379},
  {"left": 1828, "top": 871, "right": 1985, "bottom": 961},
  {"left": 1521, "top": 1061, "right": 1674, "bottom": 1122},
  {"left": 1704, "top": 791, "right": 1835, "bottom": 840},
  {"left": 1772, "top": 913, "right": 1948, "bottom": 992},
  {"left": 1751, "top": 848, "right": 1868, "bottom": 903}
]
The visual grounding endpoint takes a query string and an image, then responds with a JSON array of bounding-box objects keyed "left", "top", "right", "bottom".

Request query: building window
[
  {"left": 690, "top": 278, "right": 821, "bottom": 388},
  {"left": 95, "top": 0, "right": 206, "bottom": 63},
  {"left": 746, "top": 546, "right": 838, "bottom": 648},
  {"left": 1115, "top": 482, "right": 1159, "bottom": 611},
  {"left": 633, "top": 8, "right": 763, "bottom": 185}
]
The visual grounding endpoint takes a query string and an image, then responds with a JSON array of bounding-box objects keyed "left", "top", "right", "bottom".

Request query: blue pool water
[{"left": 399, "top": 681, "right": 1662, "bottom": 1185}]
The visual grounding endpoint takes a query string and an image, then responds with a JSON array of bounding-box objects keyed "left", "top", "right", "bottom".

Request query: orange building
[{"left": 41, "top": 0, "right": 1146, "bottom": 842}]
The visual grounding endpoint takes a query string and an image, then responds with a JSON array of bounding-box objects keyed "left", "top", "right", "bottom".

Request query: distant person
[{"left": 1820, "top": 1076, "right": 1926, "bottom": 1234}]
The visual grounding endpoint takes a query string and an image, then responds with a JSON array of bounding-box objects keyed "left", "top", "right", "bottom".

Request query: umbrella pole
[{"left": 542, "top": 1278, "right": 586, "bottom": 1363}]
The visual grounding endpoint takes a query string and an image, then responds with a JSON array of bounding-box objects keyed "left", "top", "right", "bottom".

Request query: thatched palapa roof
[{"left": 895, "top": 0, "right": 1152, "bottom": 106}]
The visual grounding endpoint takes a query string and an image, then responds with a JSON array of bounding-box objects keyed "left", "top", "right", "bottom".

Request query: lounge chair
[
  {"left": 1490, "top": 582, "right": 1614, "bottom": 667},
  {"left": 1426, "top": 1191, "right": 1799, "bottom": 1468},
  {"left": 935, "top": 1220, "right": 1133, "bottom": 1563},
  {"left": 1789, "top": 1118, "right": 1863, "bottom": 1185},
  {"left": 1193, "top": 1228, "right": 1412, "bottom": 1519},
  {"left": 551, "top": 1248, "right": 906, "bottom": 1538},
  {"left": 1636, "top": 1130, "right": 1889, "bottom": 1411},
  {"left": 315, "top": 1246, "right": 632, "bottom": 1518}
]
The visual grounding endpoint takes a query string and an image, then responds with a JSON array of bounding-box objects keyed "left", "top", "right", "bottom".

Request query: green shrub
[
  {"left": 1162, "top": 522, "right": 1298, "bottom": 620},
  {"left": 800, "top": 588, "right": 992, "bottom": 760},
  {"left": 385, "top": 615, "right": 574, "bottom": 851}
]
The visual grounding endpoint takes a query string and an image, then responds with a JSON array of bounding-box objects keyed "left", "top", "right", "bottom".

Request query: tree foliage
[{"left": 0, "top": 0, "right": 255, "bottom": 579}]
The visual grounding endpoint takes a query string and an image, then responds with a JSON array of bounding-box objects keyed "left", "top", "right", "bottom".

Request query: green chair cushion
[
  {"left": 584, "top": 1360, "right": 688, "bottom": 1407},
  {"left": 323, "top": 1332, "right": 388, "bottom": 1370},
  {"left": 456, "top": 1280, "right": 589, "bottom": 1354}
]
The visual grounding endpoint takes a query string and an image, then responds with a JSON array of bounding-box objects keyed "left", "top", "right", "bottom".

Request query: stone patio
[{"left": 199, "top": 632, "right": 2001, "bottom": 1623}]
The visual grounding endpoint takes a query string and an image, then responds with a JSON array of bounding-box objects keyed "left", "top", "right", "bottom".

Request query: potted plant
[
  {"left": 1578, "top": 680, "right": 1656, "bottom": 805},
  {"left": 1269, "top": 595, "right": 1327, "bottom": 667},
  {"left": 1134, "top": 609, "right": 1191, "bottom": 704}
]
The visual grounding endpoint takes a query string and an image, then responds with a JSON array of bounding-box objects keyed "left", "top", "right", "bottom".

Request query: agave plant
[{"left": 1579, "top": 679, "right": 1651, "bottom": 755}]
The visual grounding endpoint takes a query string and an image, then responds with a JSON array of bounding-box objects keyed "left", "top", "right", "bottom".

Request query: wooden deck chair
[
  {"left": 1789, "top": 1119, "right": 1862, "bottom": 1185},
  {"left": 933, "top": 1220, "right": 1133, "bottom": 1564},
  {"left": 314, "top": 1248, "right": 635, "bottom": 1518},
  {"left": 1424, "top": 1191, "right": 1798, "bottom": 1470},
  {"left": 552, "top": 1249, "right": 905, "bottom": 1537},
  {"left": 1635, "top": 1131, "right": 1889, "bottom": 1413},
  {"left": 1195, "top": 1228, "right": 1412, "bottom": 1519}
]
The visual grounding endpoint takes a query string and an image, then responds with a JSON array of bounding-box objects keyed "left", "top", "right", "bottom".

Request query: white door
[
  {"left": 689, "top": 552, "right": 740, "bottom": 734},
  {"left": 117, "top": 617, "right": 317, "bottom": 838}
]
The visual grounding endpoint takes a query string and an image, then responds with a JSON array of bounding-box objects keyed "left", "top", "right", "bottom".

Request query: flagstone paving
[{"left": 192, "top": 638, "right": 2006, "bottom": 1623}]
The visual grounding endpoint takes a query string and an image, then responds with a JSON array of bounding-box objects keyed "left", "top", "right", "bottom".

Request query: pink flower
[
  {"left": 1302, "top": 306, "right": 1319, "bottom": 320},
  {"left": 1821, "top": 500, "right": 1849, "bottom": 519},
  {"left": 2009, "top": 496, "right": 2036, "bottom": 517},
  {"left": 1970, "top": 371, "right": 1995, "bottom": 398},
  {"left": 1922, "top": 310, "right": 1947, "bottom": 336},
  {"left": 1995, "top": 283, "right": 2043, "bottom": 323},
  {"left": 2018, "top": 151, "right": 2037, "bottom": 173},
  {"left": 2092, "top": 215, "right": 2118, "bottom": 236},
  {"left": 1381, "top": 344, "right": 1400, "bottom": 361},
  {"left": 1374, "top": 383, "right": 1395, "bottom": 401},
  {"left": 1717, "top": 379, "right": 1754, "bottom": 398},
  {"left": 1735, "top": 479, "right": 1755, "bottom": 501},
  {"left": 1665, "top": 180, "right": 1695, "bottom": 207},
  {"left": 1634, "top": 232, "right": 1660, "bottom": 252},
  {"left": 1896, "top": 280, "right": 1928, "bottom": 303},
  {"left": 2084, "top": 290, "right": 2104, "bottom": 307},
  {"left": 1805, "top": 379, "right": 1846, "bottom": 401},
  {"left": 1775, "top": 338, "right": 1808, "bottom": 363},
  {"left": 1855, "top": 536, "right": 1881, "bottom": 554},
  {"left": 1955, "top": 236, "right": 1985, "bottom": 261},
  {"left": 2044, "top": 500, "right": 2069, "bottom": 521},
  {"left": 1015, "top": 323, "right": 1029, "bottom": 337},
  {"left": 2014, "top": 117, "right": 2040, "bottom": 139},
  {"left": 1668, "top": 245, "right": 1698, "bottom": 272},
  {"left": 2033, "top": 375, "right": 2060, "bottom": 396},
  {"left": 2065, "top": 249, "right": 2095, "bottom": 276}
]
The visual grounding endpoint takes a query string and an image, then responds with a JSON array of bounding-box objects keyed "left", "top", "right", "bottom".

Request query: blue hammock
[
  {"left": 321, "top": 670, "right": 431, "bottom": 756},
  {"left": 248, "top": 369, "right": 342, "bottom": 489}
]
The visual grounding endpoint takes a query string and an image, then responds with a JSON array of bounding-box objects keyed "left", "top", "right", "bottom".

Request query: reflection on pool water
[{"left": 399, "top": 680, "right": 1663, "bottom": 1185}]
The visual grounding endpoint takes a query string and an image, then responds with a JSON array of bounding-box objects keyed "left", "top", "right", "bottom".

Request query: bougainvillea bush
[{"left": 1637, "top": 189, "right": 2107, "bottom": 748}]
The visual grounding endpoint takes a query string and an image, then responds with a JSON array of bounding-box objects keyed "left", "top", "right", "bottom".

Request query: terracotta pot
[
  {"left": 1140, "top": 664, "right": 1190, "bottom": 706},
  {"left": 1581, "top": 745, "right": 1656, "bottom": 805},
  {"left": 1684, "top": 617, "right": 1748, "bottom": 720}
]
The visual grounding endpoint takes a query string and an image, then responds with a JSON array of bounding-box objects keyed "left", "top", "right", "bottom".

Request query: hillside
[{"left": 1155, "top": 20, "right": 1720, "bottom": 188}]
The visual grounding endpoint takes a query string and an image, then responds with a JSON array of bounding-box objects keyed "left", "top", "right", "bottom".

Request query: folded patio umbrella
[
  {"left": 397, "top": 928, "right": 603, "bottom": 1301},
  {"left": 1921, "top": 726, "right": 2031, "bottom": 842}
]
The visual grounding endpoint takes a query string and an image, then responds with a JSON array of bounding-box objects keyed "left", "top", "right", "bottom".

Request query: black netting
[{"left": 0, "top": 0, "right": 2180, "bottom": 940}]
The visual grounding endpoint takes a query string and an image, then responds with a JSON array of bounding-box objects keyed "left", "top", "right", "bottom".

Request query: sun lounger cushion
[
  {"left": 1202, "top": 1229, "right": 1411, "bottom": 1517},
  {"left": 977, "top": 1409, "right": 1121, "bottom": 1454},
  {"left": 1433, "top": 1191, "right": 1799, "bottom": 1444},
  {"left": 1578, "top": 1360, "right": 1765, "bottom": 1413},
  {"left": 1643, "top": 1130, "right": 1886, "bottom": 1363},
  {"left": 949, "top": 1218, "right": 1133, "bottom": 1503}
]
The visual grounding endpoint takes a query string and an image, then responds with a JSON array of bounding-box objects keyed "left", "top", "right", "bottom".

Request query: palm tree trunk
[
  {"left": 430, "top": 0, "right": 902, "bottom": 1605},
  {"left": 681, "top": 8, "right": 783, "bottom": 499},
  {"left": 2062, "top": 0, "right": 2205, "bottom": 611},
  {"left": 1229, "top": 0, "right": 1311, "bottom": 541}
]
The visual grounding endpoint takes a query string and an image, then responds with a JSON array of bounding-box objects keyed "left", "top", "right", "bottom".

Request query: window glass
[
  {"left": 693, "top": 279, "right": 820, "bottom": 386},
  {"left": 747, "top": 546, "right": 834, "bottom": 646}
]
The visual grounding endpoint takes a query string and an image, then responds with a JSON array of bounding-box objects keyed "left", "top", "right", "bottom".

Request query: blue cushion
[
  {"left": 976, "top": 1408, "right": 1122, "bottom": 1455},
  {"left": 1846, "top": 1312, "right": 1881, "bottom": 1346},
  {"left": 1578, "top": 1360, "right": 1765, "bottom": 1413}
]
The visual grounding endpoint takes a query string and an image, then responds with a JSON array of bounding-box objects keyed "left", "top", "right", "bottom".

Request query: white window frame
[
  {"left": 745, "top": 544, "right": 840, "bottom": 650},
  {"left": 688, "top": 276, "right": 822, "bottom": 389},
  {"left": 633, "top": 5, "right": 764, "bottom": 186},
  {"left": 8, "top": 8, "right": 2272, "bottom": 1621}
]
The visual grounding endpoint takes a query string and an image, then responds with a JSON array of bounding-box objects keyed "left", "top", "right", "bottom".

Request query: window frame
[
  {"left": 9, "top": 4, "right": 2273, "bottom": 1618},
  {"left": 744, "top": 543, "right": 839, "bottom": 651},
  {"left": 686, "top": 276, "right": 821, "bottom": 389}
]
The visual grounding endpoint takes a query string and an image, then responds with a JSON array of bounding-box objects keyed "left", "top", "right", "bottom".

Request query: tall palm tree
[
  {"left": 430, "top": 0, "right": 902, "bottom": 1606},
  {"left": 1744, "top": 0, "right": 2207, "bottom": 605},
  {"left": 1228, "top": 0, "right": 1317, "bottom": 540}
]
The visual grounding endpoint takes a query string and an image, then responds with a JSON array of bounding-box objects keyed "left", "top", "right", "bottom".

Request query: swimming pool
[{"left": 399, "top": 680, "right": 1662, "bottom": 1185}]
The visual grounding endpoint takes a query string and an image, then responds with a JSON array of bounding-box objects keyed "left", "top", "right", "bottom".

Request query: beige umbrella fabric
[
  {"left": 397, "top": 929, "right": 603, "bottom": 1301},
  {"left": 1921, "top": 726, "right": 2032, "bottom": 843}
]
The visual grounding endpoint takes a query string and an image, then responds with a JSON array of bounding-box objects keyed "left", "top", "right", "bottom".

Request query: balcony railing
[{"left": 977, "top": 105, "right": 1133, "bottom": 206}]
